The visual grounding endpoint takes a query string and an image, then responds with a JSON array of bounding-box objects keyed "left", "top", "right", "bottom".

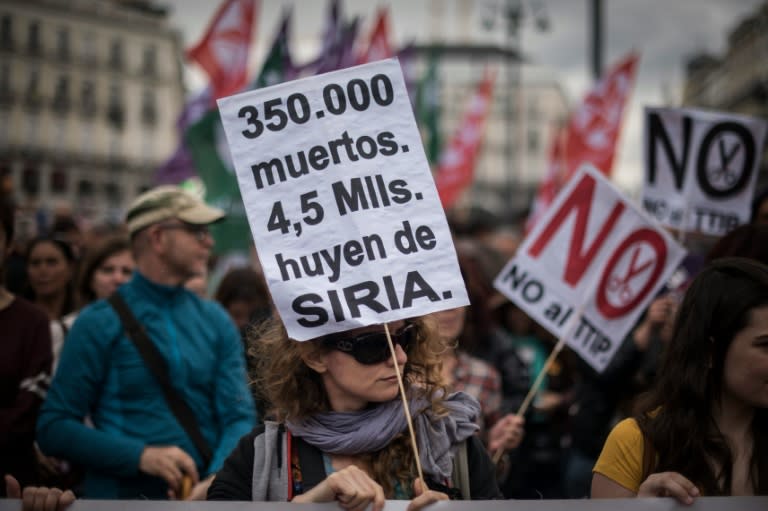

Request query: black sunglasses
[{"left": 322, "top": 323, "right": 416, "bottom": 365}]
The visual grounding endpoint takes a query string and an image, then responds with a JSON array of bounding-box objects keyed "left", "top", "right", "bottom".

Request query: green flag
[
  {"left": 416, "top": 52, "right": 442, "bottom": 165},
  {"left": 185, "top": 11, "right": 294, "bottom": 256},
  {"left": 185, "top": 111, "right": 248, "bottom": 255}
]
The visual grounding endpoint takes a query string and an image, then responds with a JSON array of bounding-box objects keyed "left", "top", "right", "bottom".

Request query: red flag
[
  {"left": 434, "top": 70, "right": 496, "bottom": 209},
  {"left": 186, "top": 0, "right": 257, "bottom": 101},
  {"left": 563, "top": 51, "right": 639, "bottom": 180},
  {"left": 525, "top": 126, "right": 566, "bottom": 232},
  {"left": 356, "top": 8, "right": 392, "bottom": 64},
  {"left": 526, "top": 52, "right": 639, "bottom": 232}
]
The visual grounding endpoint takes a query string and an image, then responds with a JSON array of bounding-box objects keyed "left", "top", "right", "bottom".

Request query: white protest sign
[
  {"left": 494, "top": 165, "right": 686, "bottom": 372},
  {"left": 217, "top": 58, "right": 468, "bottom": 341},
  {"left": 642, "top": 106, "right": 767, "bottom": 235}
]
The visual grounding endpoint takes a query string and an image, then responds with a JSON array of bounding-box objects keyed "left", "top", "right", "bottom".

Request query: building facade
[
  {"left": 0, "top": 0, "right": 184, "bottom": 235},
  {"left": 682, "top": 0, "right": 768, "bottom": 190},
  {"left": 417, "top": 0, "right": 569, "bottom": 223}
]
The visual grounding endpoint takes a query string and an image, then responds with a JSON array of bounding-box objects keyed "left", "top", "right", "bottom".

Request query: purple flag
[
  {"left": 154, "top": 88, "right": 212, "bottom": 184},
  {"left": 294, "top": 0, "right": 360, "bottom": 76}
]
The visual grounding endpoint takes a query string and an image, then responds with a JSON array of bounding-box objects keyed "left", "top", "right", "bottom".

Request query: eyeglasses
[
  {"left": 158, "top": 222, "right": 211, "bottom": 242},
  {"left": 322, "top": 323, "right": 416, "bottom": 365}
]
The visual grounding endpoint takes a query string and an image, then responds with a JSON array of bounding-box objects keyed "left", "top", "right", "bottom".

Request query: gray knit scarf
[{"left": 285, "top": 391, "right": 480, "bottom": 479}]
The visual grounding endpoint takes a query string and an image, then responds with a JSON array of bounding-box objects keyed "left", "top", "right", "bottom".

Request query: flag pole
[
  {"left": 492, "top": 300, "right": 587, "bottom": 465},
  {"left": 385, "top": 323, "right": 425, "bottom": 486}
]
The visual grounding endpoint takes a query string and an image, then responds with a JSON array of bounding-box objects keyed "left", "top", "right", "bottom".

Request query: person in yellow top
[{"left": 592, "top": 258, "right": 768, "bottom": 504}]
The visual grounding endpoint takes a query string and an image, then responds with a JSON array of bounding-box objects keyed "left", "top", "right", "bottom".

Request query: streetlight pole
[
  {"left": 591, "top": 0, "right": 603, "bottom": 81},
  {"left": 505, "top": 0, "right": 522, "bottom": 220}
]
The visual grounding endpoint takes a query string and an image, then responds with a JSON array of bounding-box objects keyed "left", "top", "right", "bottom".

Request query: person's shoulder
[
  {"left": 70, "top": 297, "right": 121, "bottom": 337},
  {"left": 76, "top": 297, "right": 119, "bottom": 320},
  {"left": 8, "top": 296, "right": 50, "bottom": 323},
  {"left": 611, "top": 417, "right": 642, "bottom": 439},
  {"left": 593, "top": 418, "right": 646, "bottom": 493},
  {"left": 196, "top": 294, "right": 227, "bottom": 313},
  {"left": 191, "top": 294, "right": 237, "bottom": 327},
  {"left": 235, "top": 423, "right": 270, "bottom": 460},
  {"left": 599, "top": 417, "right": 645, "bottom": 466}
]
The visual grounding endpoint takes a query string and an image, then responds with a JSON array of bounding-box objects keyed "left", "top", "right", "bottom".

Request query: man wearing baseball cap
[{"left": 37, "top": 186, "right": 256, "bottom": 500}]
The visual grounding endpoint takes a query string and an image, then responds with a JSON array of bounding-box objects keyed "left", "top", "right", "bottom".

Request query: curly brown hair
[{"left": 248, "top": 315, "right": 450, "bottom": 497}]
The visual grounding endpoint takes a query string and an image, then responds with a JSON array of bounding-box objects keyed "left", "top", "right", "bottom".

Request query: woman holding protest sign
[
  {"left": 591, "top": 257, "right": 768, "bottom": 502},
  {"left": 208, "top": 315, "right": 502, "bottom": 507}
]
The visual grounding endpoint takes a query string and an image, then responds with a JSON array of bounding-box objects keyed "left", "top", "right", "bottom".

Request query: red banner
[
  {"left": 563, "top": 51, "right": 639, "bottom": 180},
  {"left": 356, "top": 8, "right": 392, "bottom": 64},
  {"left": 434, "top": 70, "right": 496, "bottom": 209},
  {"left": 186, "top": 0, "right": 257, "bottom": 101},
  {"left": 526, "top": 52, "right": 639, "bottom": 232}
]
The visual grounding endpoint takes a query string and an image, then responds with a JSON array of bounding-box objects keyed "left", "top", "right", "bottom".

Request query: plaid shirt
[{"left": 452, "top": 350, "right": 502, "bottom": 434}]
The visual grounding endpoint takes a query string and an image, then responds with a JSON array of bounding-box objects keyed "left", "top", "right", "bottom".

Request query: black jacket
[{"left": 208, "top": 425, "right": 502, "bottom": 501}]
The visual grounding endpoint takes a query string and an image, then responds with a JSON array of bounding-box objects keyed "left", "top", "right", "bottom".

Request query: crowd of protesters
[{"left": 1, "top": 185, "right": 767, "bottom": 510}]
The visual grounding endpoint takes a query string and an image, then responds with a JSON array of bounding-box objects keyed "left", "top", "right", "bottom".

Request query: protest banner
[
  {"left": 643, "top": 106, "right": 768, "bottom": 236},
  {"left": 494, "top": 165, "right": 686, "bottom": 373},
  {"left": 1, "top": 497, "right": 765, "bottom": 510},
  {"left": 525, "top": 52, "right": 638, "bottom": 233},
  {"left": 216, "top": 58, "right": 468, "bottom": 341}
]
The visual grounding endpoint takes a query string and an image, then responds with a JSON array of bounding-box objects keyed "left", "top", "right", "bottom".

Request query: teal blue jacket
[{"left": 37, "top": 272, "right": 256, "bottom": 499}]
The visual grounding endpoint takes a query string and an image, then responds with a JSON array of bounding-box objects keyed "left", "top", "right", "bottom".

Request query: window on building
[
  {"left": 109, "top": 38, "right": 123, "bottom": 70},
  {"left": 80, "top": 80, "right": 96, "bottom": 117},
  {"left": 82, "top": 32, "right": 96, "bottom": 64},
  {"left": 22, "top": 165, "right": 39, "bottom": 195},
  {"left": 56, "top": 27, "right": 69, "bottom": 60},
  {"left": 105, "top": 182, "right": 121, "bottom": 201},
  {"left": 0, "top": 62, "right": 11, "bottom": 104},
  {"left": 50, "top": 168, "right": 67, "bottom": 194},
  {"left": 25, "top": 68, "right": 40, "bottom": 109},
  {"left": 142, "top": 44, "right": 156, "bottom": 76},
  {"left": 77, "top": 179, "right": 93, "bottom": 197},
  {"left": 106, "top": 83, "right": 123, "bottom": 129},
  {"left": 52, "top": 75, "right": 70, "bottom": 114},
  {"left": 27, "top": 20, "right": 40, "bottom": 55},
  {"left": 0, "top": 161, "right": 11, "bottom": 196},
  {"left": 0, "top": 108, "right": 7, "bottom": 149},
  {"left": 141, "top": 89, "right": 156, "bottom": 126},
  {"left": 0, "top": 109, "right": 9, "bottom": 147},
  {"left": 0, "top": 14, "right": 13, "bottom": 49}
]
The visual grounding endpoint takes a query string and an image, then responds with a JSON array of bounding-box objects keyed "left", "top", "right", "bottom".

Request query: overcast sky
[{"left": 162, "top": 0, "right": 766, "bottom": 191}]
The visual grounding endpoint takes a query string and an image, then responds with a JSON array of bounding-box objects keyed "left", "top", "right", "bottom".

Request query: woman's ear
[{"left": 300, "top": 349, "right": 328, "bottom": 374}]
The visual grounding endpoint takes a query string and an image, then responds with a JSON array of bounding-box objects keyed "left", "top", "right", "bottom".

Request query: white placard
[
  {"left": 494, "top": 165, "right": 686, "bottom": 372},
  {"left": 642, "top": 106, "right": 767, "bottom": 235},
  {"left": 217, "top": 59, "right": 468, "bottom": 341}
]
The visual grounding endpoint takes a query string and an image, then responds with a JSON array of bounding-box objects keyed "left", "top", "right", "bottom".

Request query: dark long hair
[
  {"left": 76, "top": 236, "right": 130, "bottom": 307},
  {"left": 636, "top": 257, "right": 768, "bottom": 495},
  {"left": 706, "top": 223, "right": 768, "bottom": 266},
  {"left": 23, "top": 236, "right": 78, "bottom": 317}
]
